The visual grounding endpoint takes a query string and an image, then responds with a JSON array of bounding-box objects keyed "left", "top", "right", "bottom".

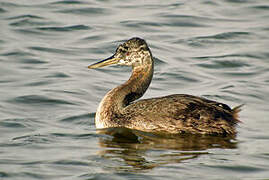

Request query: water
[{"left": 1, "top": 0, "right": 269, "bottom": 179}]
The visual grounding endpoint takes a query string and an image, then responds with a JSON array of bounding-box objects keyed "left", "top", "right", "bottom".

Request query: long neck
[
  {"left": 121, "top": 63, "right": 153, "bottom": 107},
  {"left": 96, "top": 60, "right": 153, "bottom": 119}
]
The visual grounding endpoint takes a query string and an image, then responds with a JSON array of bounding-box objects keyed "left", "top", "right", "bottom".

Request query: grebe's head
[{"left": 88, "top": 37, "right": 152, "bottom": 69}]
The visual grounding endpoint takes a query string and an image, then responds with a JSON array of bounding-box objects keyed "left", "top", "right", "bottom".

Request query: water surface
[{"left": 1, "top": 0, "right": 269, "bottom": 179}]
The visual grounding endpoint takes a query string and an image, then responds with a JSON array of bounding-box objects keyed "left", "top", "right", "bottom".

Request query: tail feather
[{"left": 232, "top": 104, "right": 244, "bottom": 123}]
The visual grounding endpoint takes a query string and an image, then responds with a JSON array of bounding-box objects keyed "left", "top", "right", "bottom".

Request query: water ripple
[
  {"left": 10, "top": 19, "right": 50, "bottom": 27},
  {"left": 20, "top": 58, "right": 48, "bottom": 64},
  {"left": 0, "top": 118, "right": 27, "bottom": 129},
  {"left": 0, "top": 7, "right": 7, "bottom": 13},
  {"left": 7, "top": 14, "right": 44, "bottom": 20},
  {"left": 206, "top": 164, "right": 266, "bottom": 173},
  {"left": 12, "top": 134, "right": 52, "bottom": 144},
  {"left": 28, "top": 46, "right": 71, "bottom": 54},
  {"left": 181, "top": 31, "right": 252, "bottom": 47},
  {"left": 56, "top": 7, "right": 110, "bottom": 16},
  {"left": 50, "top": 0, "right": 88, "bottom": 5},
  {"left": 37, "top": 25, "right": 91, "bottom": 32},
  {"left": 9, "top": 95, "right": 76, "bottom": 106},
  {"left": 251, "top": 5, "right": 269, "bottom": 10},
  {"left": 1, "top": 51, "right": 34, "bottom": 57},
  {"left": 196, "top": 59, "right": 249, "bottom": 69},
  {"left": 60, "top": 113, "right": 91, "bottom": 123},
  {"left": 52, "top": 159, "right": 89, "bottom": 166}
]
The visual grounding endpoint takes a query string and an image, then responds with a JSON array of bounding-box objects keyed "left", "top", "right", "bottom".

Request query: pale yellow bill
[{"left": 88, "top": 55, "right": 121, "bottom": 69}]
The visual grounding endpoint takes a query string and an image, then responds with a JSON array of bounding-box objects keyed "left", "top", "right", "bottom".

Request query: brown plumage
[{"left": 88, "top": 37, "right": 242, "bottom": 136}]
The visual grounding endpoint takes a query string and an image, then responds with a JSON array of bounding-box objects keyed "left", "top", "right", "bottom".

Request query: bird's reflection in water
[{"left": 97, "top": 127, "right": 237, "bottom": 172}]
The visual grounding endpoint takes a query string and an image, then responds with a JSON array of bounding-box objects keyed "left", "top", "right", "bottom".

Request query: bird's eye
[{"left": 218, "top": 103, "right": 231, "bottom": 111}]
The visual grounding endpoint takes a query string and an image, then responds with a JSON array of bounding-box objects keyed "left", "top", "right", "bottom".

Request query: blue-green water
[{"left": 1, "top": 0, "right": 269, "bottom": 179}]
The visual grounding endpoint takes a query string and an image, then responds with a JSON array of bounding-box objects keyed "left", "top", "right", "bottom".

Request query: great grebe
[{"left": 88, "top": 37, "right": 241, "bottom": 135}]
